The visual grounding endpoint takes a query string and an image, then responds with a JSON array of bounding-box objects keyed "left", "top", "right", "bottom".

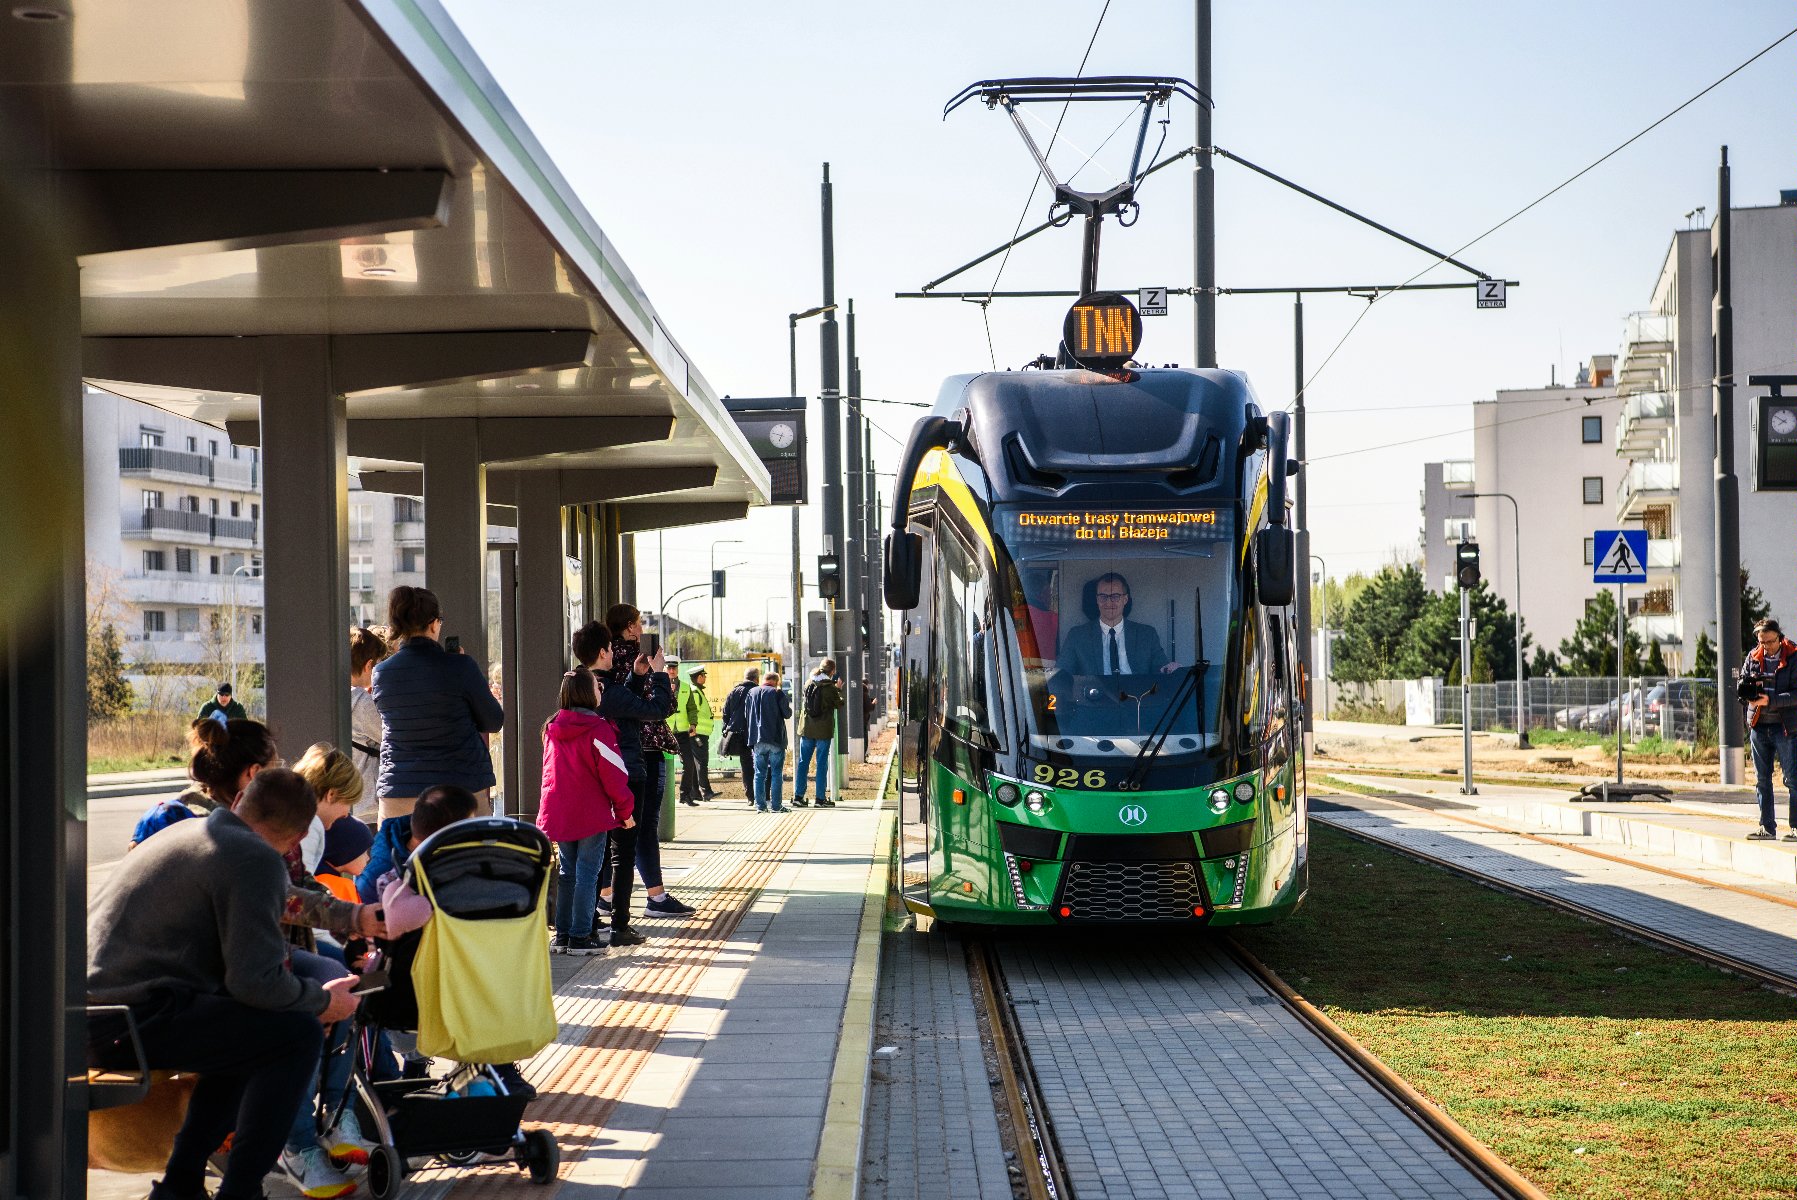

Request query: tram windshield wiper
[{"left": 1123, "top": 586, "right": 1209, "bottom": 789}]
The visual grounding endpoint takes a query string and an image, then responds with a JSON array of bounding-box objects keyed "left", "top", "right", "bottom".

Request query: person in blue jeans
[
  {"left": 794, "top": 658, "right": 844, "bottom": 808},
  {"left": 1741, "top": 617, "right": 1797, "bottom": 840},
  {"left": 746, "top": 672, "right": 793, "bottom": 812}
]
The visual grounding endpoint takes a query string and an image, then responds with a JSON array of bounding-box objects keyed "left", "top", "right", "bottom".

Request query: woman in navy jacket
[{"left": 370, "top": 586, "right": 504, "bottom": 822}]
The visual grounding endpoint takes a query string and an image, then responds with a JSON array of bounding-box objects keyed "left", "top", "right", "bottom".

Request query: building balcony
[
  {"left": 1629, "top": 612, "right": 1680, "bottom": 646},
  {"left": 1441, "top": 516, "right": 1476, "bottom": 543},
  {"left": 1441, "top": 459, "right": 1473, "bottom": 489},
  {"left": 1646, "top": 538, "right": 1679, "bottom": 576},
  {"left": 1618, "top": 311, "right": 1673, "bottom": 394},
  {"left": 1613, "top": 391, "right": 1674, "bottom": 459},
  {"left": 119, "top": 571, "right": 264, "bottom": 609},
  {"left": 126, "top": 508, "right": 261, "bottom": 546},
  {"left": 1616, "top": 461, "right": 1678, "bottom": 519},
  {"left": 393, "top": 519, "right": 426, "bottom": 545},
  {"left": 119, "top": 446, "right": 258, "bottom": 491}
]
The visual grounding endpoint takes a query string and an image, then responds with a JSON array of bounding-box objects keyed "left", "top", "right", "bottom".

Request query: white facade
[
  {"left": 1419, "top": 460, "right": 1475, "bottom": 593},
  {"left": 1617, "top": 202, "right": 1797, "bottom": 668},
  {"left": 84, "top": 387, "right": 265, "bottom": 671},
  {"left": 1466, "top": 358, "right": 1619, "bottom": 656}
]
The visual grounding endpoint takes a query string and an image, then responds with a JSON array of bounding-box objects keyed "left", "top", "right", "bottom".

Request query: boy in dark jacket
[
  {"left": 746, "top": 673, "right": 794, "bottom": 813},
  {"left": 795, "top": 658, "right": 844, "bottom": 808},
  {"left": 721, "top": 667, "right": 760, "bottom": 807}
]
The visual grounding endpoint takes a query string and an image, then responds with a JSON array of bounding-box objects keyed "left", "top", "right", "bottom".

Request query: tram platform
[
  {"left": 87, "top": 743, "right": 894, "bottom": 1200},
  {"left": 1315, "top": 774, "right": 1797, "bottom": 987},
  {"left": 1328, "top": 770, "right": 1797, "bottom": 891}
]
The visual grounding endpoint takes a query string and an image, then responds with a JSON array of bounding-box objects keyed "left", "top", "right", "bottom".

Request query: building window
[
  {"left": 179, "top": 495, "right": 200, "bottom": 513},
  {"left": 209, "top": 497, "right": 219, "bottom": 515},
  {"left": 350, "top": 552, "right": 374, "bottom": 591},
  {"left": 230, "top": 445, "right": 240, "bottom": 460},
  {"left": 250, "top": 614, "right": 263, "bottom": 635},
  {"left": 394, "top": 497, "right": 423, "bottom": 522},
  {"left": 251, "top": 556, "right": 262, "bottom": 575},
  {"left": 209, "top": 555, "right": 220, "bottom": 575},
  {"left": 399, "top": 547, "right": 424, "bottom": 574},
  {"left": 250, "top": 503, "right": 260, "bottom": 521},
  {"left": 186, "top": 436, "right": 197, "bottom": 452},
  {"left": 1582, "top": 476, "right": 1603, "bottom": 504},
  {"left": 208, "top": 439, "right": 219, "bottom": 457},
  {"left": 350, "top": 504, "right": 374, "bottom": 541},
  {"left": 174, "top": 608, "right": 200, "bottom": 633},
  {"left": 1582, "top": 415, "right": 1601, "bottom": 443},
  {"left": 139, "top": 429, "right": 163, "bottom": 448},
  {"left": 143, "top": 549, "right": 166, "bottom": 572},
  {"left": 1584, "top": 537, "right": 1595, "bottom": 565},
  {"left": 230, "top": 500, "right": 241, "bottom": 517},
  {"left": 141, "top": 489, "right": 164, "bottom": 510},
  {"left": 175, "top": 548, "right": 195, "bottom": 573},
  {"left": 142, "top": 610, "right": 166, "bottom": 634}
]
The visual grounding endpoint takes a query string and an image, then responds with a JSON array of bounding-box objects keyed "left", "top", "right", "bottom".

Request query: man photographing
[{"left": 1740, "top": 617, "right": 1797, "bottom": 841}]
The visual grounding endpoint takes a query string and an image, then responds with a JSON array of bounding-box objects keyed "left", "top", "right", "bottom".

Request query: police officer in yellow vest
[{"left": 671, "top": 666, "right": 717, "bottom": 806}]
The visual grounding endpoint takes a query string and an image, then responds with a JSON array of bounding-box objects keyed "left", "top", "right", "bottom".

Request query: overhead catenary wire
[{"left": 1282, "top": 19, "right": 1797, "bottom": 408}]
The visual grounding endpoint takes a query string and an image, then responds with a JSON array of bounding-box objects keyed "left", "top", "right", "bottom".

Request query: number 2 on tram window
[{"left": 1046, "top": 694, "right": 1056, "bottom": 710}]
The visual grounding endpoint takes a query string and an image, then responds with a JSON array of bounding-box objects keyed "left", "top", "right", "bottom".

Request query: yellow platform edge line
[{"left": 810, "top": 753, "right": 897, "bottom": 1200}]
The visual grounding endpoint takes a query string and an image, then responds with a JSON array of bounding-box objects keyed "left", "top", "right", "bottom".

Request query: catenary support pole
[
  {"left": 1460, "top": 584, "right": 1477, "bottom": 796},
  {"left": 1193, "top": 0, "right": 1215, "bottom": 367},
  {"left": 820, "top": 164, "right": 846, "bottom": 802},
  {"left": 1715, "top": 146, "right": 1744, "bottom": 784},
  {"left": 845, "top": 300, "right": 866, "bottom": 760}
]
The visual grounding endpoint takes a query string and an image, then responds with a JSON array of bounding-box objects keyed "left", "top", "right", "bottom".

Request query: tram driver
[{"left": 1057, "top": 571, "right": 1181, "bottom": 677}]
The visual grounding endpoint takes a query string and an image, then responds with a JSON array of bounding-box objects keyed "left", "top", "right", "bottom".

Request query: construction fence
[{"left": 1323, "top": 676, "right": 1718, "bottom": 742}]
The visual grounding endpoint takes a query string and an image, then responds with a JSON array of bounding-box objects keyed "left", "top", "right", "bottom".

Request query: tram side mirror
[
  {"left": 884, "top": 530, "right": 923, "bottom": 610},
  {"left": 1255, "top": 526, "right": 1296, "bottom": 607}
]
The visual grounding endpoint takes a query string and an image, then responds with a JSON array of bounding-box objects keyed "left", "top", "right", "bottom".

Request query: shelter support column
[
  {"left": 515, "top": 472, "right": 565, "bottom": 819},
  {"left": 259, "top": 337, "right": 351, "bottom": 754},
  {"left": 2, "top": 188, "right": 86, "bottom": 1200},
  {"left": 423, "top": 418, "right": 488, "bottom": 666}
]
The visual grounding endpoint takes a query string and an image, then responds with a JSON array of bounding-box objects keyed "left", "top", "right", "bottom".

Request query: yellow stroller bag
[{"left": 407, "top": 817, "right": 559, "bottom": 1065}]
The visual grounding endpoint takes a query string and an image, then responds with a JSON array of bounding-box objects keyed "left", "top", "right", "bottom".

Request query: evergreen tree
[
  {"left": 1644, "top": 641, "right": 1667, "bottom": 676},
  {"left": 1529, "top": 646, "right": 1562, "bottom": 677},
  {"left": 1556, "top": 590, "right": 1642, "bottom": 676},
  {"left": 1392, "top": 580, "right": 1517, "bottom": 681},
  {"left": 86, "top": 621, "right": 134, "bottom": 721},
  {"left": 1692, "top": 630, "right": 1716, "bottom": 677},
  {"left": 1739, "top": 568, "right": 1772, "bottom": 654},
  {"left": 1329, "top": 564, "right": 1429, "bottom": 683},
  {"left": 1471, "top": 643, "right": 1494, "bottom": 684}
]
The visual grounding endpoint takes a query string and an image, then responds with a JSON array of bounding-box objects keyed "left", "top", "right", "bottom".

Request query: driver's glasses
[{"left": 1096, "top": 590, "right": 1128, "bottom": 605}]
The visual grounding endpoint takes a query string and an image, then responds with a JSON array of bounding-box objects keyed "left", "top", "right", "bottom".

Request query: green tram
[{"left": 882, "top": 356, "right": 1308, "bottom": 926}]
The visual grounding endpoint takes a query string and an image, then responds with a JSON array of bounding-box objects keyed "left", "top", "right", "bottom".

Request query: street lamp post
[
  {"left": 1465, "top": 491, "right": 1528, "bottom": 748},
  {"left": 710, "top": 538, "right": 744, "bottom": 658}
]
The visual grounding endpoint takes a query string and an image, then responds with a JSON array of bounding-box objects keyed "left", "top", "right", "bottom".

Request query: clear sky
[{"left": 441, "top": 0, "right": 1795, "bottom": 644}]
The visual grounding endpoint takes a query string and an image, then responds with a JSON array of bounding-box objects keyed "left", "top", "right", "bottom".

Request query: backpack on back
[{"left": 804, "top": 680, "right": 828, "bottom": 719}]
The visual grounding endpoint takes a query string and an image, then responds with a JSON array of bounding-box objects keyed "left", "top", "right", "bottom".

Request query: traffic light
[
  {"left": 817, "top": 553, "right": 841, "bottom": 599},
  {"left": 711, "top": 569, "right": 726, "bottom": 598},
  {"left": 1455, "top": 541, "right": 1481, "bottom": 589}
]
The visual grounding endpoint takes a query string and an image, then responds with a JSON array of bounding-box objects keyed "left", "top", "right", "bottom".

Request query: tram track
[
  {"left": 964, "top": 928, "right": 1526, "bottom": 1199},
  {"left": 1311, "top": 784, "right": 1797, "bottom": 996}
]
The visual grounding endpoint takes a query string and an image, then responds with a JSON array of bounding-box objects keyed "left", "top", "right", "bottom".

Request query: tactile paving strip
[{"left": 412, "top": 812, "right": 813, "bottom": 1197}]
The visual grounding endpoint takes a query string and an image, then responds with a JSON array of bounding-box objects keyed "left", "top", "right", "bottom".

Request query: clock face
[
  {"left": 768, "top": 423, "right": 796, "bottom": 449},
  {"left": 1772, "top": 407, "right": 1797, "bottom": 437}
]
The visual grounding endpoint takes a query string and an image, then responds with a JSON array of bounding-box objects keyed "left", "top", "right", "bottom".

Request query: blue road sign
[{"left": 1592, "top": 529, "right": 1648, "bottom": 583}]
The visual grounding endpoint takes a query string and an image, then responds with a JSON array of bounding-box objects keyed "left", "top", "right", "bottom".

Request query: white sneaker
[
  {"left": 280, "top": 1144, "right": 359, "bottom": 1198},
  {"left": 323, "top": 1107, "right": 376, "bottom": 1167}
]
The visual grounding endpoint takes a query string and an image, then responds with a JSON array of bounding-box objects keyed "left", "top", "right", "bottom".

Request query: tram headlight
[
  {"left": 1025, "top": 790, "right": 1049, "bottom": 814},
  {"left": 994, "top": 781, "right": 1022, "bottom": 807},
  {"left": 1208, "top": 789, "right": 1230, "bottom": 814},
  {"left": 1232, "top": 780, "right": 1255, "bottom": 803}
]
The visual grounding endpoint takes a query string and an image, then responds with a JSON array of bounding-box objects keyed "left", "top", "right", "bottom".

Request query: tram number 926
[{"left": 1031, "top": 764, "right": 1108, "bottom": 790}]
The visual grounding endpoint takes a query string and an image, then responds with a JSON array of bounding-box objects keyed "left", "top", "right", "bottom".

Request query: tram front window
[{"left": 994, "top": 506, "right": 1235, "bottom": 757}]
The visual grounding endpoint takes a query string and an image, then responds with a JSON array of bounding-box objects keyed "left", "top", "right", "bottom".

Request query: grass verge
[{"left": 1235, "top": 823, "right": 1797, "bottom": 1199}]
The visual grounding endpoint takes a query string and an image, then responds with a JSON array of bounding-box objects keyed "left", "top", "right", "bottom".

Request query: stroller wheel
[
  {"left": 520, "top": 1128, "right": 559, "bottom": 1185},
  {"left": 367, "top": 1144, "right": 402, "bottom": 1198},
  {"left": 437, "top": 1149, "right": 479, "bottom": 1166}
]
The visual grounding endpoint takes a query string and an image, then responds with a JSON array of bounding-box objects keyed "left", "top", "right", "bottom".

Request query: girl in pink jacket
[{"left": 539, "top": 662, "right": 635, "bottom": 955}]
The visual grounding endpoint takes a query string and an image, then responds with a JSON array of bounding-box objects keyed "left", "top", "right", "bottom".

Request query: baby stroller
[{"left": 333, "top": 816, "right": 562, "bottom": 1196}]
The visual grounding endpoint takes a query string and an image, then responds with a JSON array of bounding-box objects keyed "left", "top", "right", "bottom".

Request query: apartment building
[
  {"left": 83, "top": 387, "right": 266, "bottom": 671},
  {"left": 1614, "top": 198, "right": 1797, "bottom": 668},
  {"left": 348, "top": 485, "right": 427, "bottom": 628},
  {"left": 1419, "top": 459, "right": 1475, "bottom": 592}
]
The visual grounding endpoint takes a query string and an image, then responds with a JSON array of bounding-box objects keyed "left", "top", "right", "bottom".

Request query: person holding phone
[{"left": 370, "top": 586, "right": 504, "bottom": 825}]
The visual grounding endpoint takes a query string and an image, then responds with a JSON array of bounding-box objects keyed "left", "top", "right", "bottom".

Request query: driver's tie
[{"left": 1108, "top": 628, "right": 1120, "bottom": 675}]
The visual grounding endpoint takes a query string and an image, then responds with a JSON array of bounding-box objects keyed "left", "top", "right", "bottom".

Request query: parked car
[{"left": 1662, "top": 677, "right": 1717, "bottom": 742}]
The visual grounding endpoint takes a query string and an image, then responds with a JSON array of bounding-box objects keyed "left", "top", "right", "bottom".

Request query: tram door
[{"left": 897, "top": 526, "right": 937, "bottom": 909}]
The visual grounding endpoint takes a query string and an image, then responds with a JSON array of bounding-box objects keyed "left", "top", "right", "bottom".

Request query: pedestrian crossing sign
[{"left": 1592, "top": 529, "right": 1648, "bottom": 583}]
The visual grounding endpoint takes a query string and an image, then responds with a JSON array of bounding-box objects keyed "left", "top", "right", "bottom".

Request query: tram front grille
[{"left": 1058, "top": 860, "right": 1205, "bottom": 921}]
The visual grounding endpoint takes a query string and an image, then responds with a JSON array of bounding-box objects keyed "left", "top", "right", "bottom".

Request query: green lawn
[
  {"left": 1235, "top": 823, "right": 1797, "bottom": 1199},
  {"left": 88, "top": 751, "right": 185, "bottom": 776}
]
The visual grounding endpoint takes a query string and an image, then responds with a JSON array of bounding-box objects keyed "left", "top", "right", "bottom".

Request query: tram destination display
[
  {"left": 1061, "top": 291, "right": 1143, "bottom": 370},
  {"left": 1003, "top": 507, "right": 1224, "bottom": 545}
]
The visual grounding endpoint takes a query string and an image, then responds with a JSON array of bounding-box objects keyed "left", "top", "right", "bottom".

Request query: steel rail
[
  {"left": 1311, "top": 792, "right": 1797, "bottom": 995},
  {"left": 968, "top": 938, "right": 1071, "bottom": 1200},
  {"left": 1224, "top": 939, "right": 1546, "bottom": 1200},
  {"left": 1317, "top": 775, "right": 1797, "bottom": 914}
]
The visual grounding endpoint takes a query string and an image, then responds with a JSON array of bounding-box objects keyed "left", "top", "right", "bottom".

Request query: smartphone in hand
[
  {"left": 444, "top": 635, "right": 462, "bottom": 654},
  {"left": 642, "top": 632, "right": 659, "bottom": 658}
]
